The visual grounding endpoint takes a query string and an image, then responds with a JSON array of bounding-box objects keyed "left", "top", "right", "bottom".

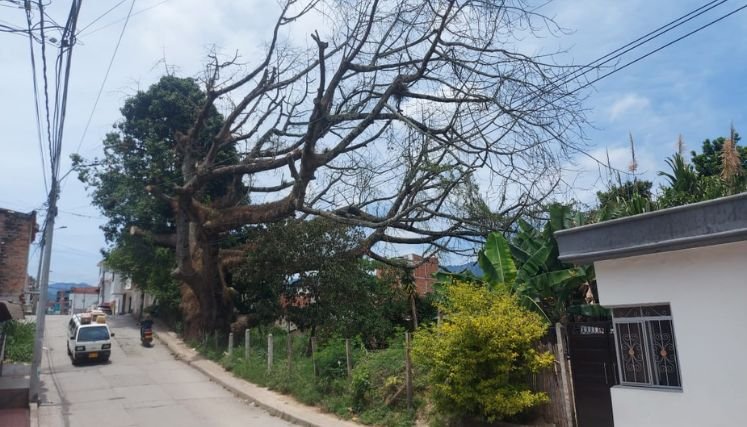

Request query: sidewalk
[{"left": 152, "top": 322, "right": 362, "bottom": 427}]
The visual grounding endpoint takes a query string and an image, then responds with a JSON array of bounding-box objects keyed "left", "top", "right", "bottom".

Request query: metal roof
[{"left": 554, "top": 192, "right": 747, "bottom": 264}]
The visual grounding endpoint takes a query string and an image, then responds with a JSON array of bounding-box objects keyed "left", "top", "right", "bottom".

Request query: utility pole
[
  {"left": 29, "top": 183, "right": 58, "bottom": 403},
  {"left": 28, "top": 0, "right": 83, "bottom": 402}
]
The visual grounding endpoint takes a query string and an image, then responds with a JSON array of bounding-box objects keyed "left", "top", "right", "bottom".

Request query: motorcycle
[{"left": 140, "top": 321, "right": 154, "bottom": 347}]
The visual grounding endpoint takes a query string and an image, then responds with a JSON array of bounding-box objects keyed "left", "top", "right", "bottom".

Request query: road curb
[
  {"left": 29, "top": 402, "right": 38, "bottom": 427},
  {"left": 152, "top": 324, "right": 361, "bottom": 427}
]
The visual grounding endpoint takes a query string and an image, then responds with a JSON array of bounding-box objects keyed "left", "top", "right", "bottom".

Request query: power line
[
  {"left": 77, "top": 0, "right": 168, "bottom": 37},
  {"left": 571, "top": 2, "right": 747, "bottom": 96},
  {"left": 25, "top": 0, "right": 48, "bottom": 194},
  {"left": 48, "top": 0, "right": 81, "bottom": 181},
  {"left": 550, "top": 0, "right": 728, "bottom": 92},
  {"left": 74, "top": 0, "right": 136, "bottom": 156},
  {"left": 75, "top": 0, "right": 127, "bottom": 35},
  {"left": 37, "top": 0, "right": 53, "bottom": 179}
]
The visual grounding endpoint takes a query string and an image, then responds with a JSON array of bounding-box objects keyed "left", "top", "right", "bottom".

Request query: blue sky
[{"left": 1, "top": 0, "right": 745, "bottom": 283}]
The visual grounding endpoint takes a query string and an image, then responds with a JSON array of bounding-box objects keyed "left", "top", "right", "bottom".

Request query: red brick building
[
  {"left": 377, "top": 254, "right": 440, "bottom": 296},
  {"left": 0, "top": 208, "right": 37, "bottom": 303},
  {"left": 405, "top": 254, "right": 439, "bottom": 296}
]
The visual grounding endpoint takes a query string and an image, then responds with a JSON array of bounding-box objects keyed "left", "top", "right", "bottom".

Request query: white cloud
[{"left": 608, "top": 93, "right": 651, "bottom": 121}]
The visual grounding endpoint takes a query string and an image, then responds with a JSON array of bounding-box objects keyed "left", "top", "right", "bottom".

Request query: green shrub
[
  {"left": 3, "top": 321, "right": 35, "bottom": 363},
  {"left": 351, "top": 339, "right": 406, "bottom": 410},
  {"left": 413, "top": 282, "right": 553, "bottom": 422},
  {"left": 314, "top": 337, "right": 362, "bottom": 386}
]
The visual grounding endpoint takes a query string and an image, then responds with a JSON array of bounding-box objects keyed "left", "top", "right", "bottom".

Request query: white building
[
  {"left": 556, "top": 193, "right": 747, "bottom": 427},
  {"left": 97, "top": 261, "right": 155, "bottom": 318}
]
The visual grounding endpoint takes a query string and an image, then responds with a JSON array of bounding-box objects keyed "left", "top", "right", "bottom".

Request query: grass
[
  {"left": 3, "top": 320, "right": 35, "bottom": 363},
  {"left": 192, "top": 328, "right": 418, "bottom": 427}
]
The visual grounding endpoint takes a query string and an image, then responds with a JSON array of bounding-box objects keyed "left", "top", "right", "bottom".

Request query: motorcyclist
[{"left": 140, "top": 314, "right": 154, "bottom": 339}]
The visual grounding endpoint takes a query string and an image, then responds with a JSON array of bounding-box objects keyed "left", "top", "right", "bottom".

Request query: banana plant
[{"left": 436, "top": 204, "right": 609, "bottom": 323}]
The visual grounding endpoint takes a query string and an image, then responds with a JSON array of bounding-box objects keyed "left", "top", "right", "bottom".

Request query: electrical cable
[
  {"left": 75, "top": 0, "right": 127, "bottom": 35},
  {"left": 547, "top": 0, "right": 728, "bottom": 92},
  {"left": 76, "top": 0, "right": 168, "bottom": 37},
  {"left": 37, "top": 0, "right": 54, "bottom": 179},
  {"left": 569, "top": 3, "right": 747, "bottom": 97},
  {"left": 25, "top": 0, "right": 48, "bottom": 194},
  {"left": 73, "top": 0, "right": 136, "bottom": 157}
]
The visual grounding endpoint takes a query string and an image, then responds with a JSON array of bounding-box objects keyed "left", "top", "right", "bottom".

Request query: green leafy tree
[
  {"left": 595, "top": 179, "right": 657, "bottom": 220},
  {"left": 690, "top": 133, "right": 745, "bottom": 178},
  {"left": 596, "top": 179, "right": 653, "bottom": 208},
  {"left": 413, "top": 282, "right": 553, "bottom": 422},
  {"left": 91, "top": 1, "right": 585, "bottom": 339},
  {"left": 657, "top": 153, "right": 729, "bottom": 208},
  {"left": 231, "top": 219, "right": 412, "bottom": 347},
  {"left": 73, "top": 76, "right": 237, "bottom": 329}
]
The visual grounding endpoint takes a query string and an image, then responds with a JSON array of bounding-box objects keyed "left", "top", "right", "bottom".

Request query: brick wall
[
  {"left": 410, "top": 254, "right": 439, "bottom": 296},
  {"left": 375, "top": 254, "right": 440, "bottom": 296},
  {"left": 0, "top": 209, "right": 36, "bottom": 302}
]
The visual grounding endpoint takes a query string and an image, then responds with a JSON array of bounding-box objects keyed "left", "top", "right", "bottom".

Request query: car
[
  {"left": 66, "top": 313, "right": 114, "bottom": 364},
  {"left": 97, "top": 303, "right": 113, "bottom": 315}
]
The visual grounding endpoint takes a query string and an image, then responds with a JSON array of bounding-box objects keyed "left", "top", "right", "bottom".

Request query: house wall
[
  {"left": 409, "top": 255, "right": 439, "bottom": 296},
  {"left": 0, "top": 209, "right": 36, "bottom": 302},
  {"left": 595, "top": 240, "right": 747, "bottom": 427}
]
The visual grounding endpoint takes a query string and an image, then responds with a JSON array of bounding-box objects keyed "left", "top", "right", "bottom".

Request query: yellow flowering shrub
[{"left": 413, "top": 282, "right": 554, "bottom": 421}]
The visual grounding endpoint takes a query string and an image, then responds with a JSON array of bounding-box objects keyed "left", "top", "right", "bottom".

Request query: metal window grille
[{"left": 612, "top": 304, "right": 682, "bottom": 389}]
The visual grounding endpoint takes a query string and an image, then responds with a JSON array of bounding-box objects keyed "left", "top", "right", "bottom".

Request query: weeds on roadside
[{"left": 3, "top": 320, "right": 35, "bottom": 363}]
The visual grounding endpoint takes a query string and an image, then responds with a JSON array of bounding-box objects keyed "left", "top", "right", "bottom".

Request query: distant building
[
  {"left": 54, "top": 289, "right": 71, "bottom": 314},
  {"left": 377, "top": 254, "right": 439, "bottom": 296},
  {"left": 0, "top": 208, "right": 37, "bottom": 305},
  {"left": 69, "top": 286, "right": 100, "bottom": 313}
]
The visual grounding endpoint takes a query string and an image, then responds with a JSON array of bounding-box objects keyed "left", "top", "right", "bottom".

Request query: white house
[
  {"left": 97, "top": 261, "right": 155, "bottom": 318},
  {"left": 556, "top": 193, "right": 747, "bottom": 427}
]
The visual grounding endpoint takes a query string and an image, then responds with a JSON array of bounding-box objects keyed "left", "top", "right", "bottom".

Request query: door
[{"left": 568, "top": 321, "right": 616, "bottom": 427}]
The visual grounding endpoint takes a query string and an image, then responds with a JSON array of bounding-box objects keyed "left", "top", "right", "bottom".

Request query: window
[
  {"left": 77, "top": 326, "right": 110, "bottom": 342},
  {"left": 612, "top": 304, "right": 682, "bottom": 389}
]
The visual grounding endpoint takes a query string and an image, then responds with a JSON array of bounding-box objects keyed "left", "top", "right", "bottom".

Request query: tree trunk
[
  {"left": 186, "top": 229, "right": 233, "bottom": 340},
  {"left": 174, "top": 204, "right": 234, "bottom": 339}
]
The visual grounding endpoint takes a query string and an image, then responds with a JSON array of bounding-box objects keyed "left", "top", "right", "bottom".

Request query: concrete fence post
[
  {"left": 345, "top": 338, "right": 352, "bottom": 378},
  {"left": 228, "top": 332, "right": 234, "bottom": 355},
  {"left": 311, "top": 336, "right": 318, "bottom": 377},
  {"left": 267, "top": 333, "right": 273, "bottom": 372},
  {"left": 244, "top": 328, "right": 251, "bottom": 359},
  {"left": 286, "top": 322, "right": 293, "bottom": 371},
  {"left": 405, "top": 332, "right": 413, "bottom": 411}
]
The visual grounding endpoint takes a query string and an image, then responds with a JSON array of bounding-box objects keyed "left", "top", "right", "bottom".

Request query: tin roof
[{"left": 555, "top": 192, "right": 747, "bottom": 264}]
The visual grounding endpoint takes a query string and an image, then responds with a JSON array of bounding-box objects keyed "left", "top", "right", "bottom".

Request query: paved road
[{"left": 37, "top": 314, "right": 295, "bottom": 427}]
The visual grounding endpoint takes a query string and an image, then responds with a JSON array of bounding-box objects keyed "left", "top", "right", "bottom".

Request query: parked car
[{"left": 98, "top": 303, "right": 112, "bottom": 315}]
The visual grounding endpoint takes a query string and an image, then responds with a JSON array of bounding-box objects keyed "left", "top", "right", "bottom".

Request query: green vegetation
[
  {"left": 194, "top": 328, "right": 416, "bottom": 427},
  {"left": 595, "top": 130, "right": 746, "bottom": 220},
  {"left": 413, "top": 282, "right": 553, "bottom": 423},
  {"left": 3, "top": 321, "right": 35, "bottom": 363},
  {"left": 437, "top": 206, "right": 606, "bottom": 325}
]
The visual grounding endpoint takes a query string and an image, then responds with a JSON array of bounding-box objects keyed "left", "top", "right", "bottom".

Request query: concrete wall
[
  {"left": 595, "top": 240, "right": 747, "bottom": 427},
  {"left": 0, "top": 209, "right": 35, "bottom": 301}
]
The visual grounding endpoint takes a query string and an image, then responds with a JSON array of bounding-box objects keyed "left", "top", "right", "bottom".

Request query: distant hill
[
  {"left": 47, "top": 282, "right": 93, "bottom": 301},
  {"left": 441, "top": 262, "right": 483, "bottom": 277}
]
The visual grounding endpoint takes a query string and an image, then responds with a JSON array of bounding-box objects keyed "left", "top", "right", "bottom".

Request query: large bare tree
[{"left": 135, "top": 0, "right": 584, "bottom": 337}]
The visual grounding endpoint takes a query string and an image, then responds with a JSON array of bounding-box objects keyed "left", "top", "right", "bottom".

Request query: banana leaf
[{"left": 478, "top": 232, "right": 517, "bottom": 287}]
